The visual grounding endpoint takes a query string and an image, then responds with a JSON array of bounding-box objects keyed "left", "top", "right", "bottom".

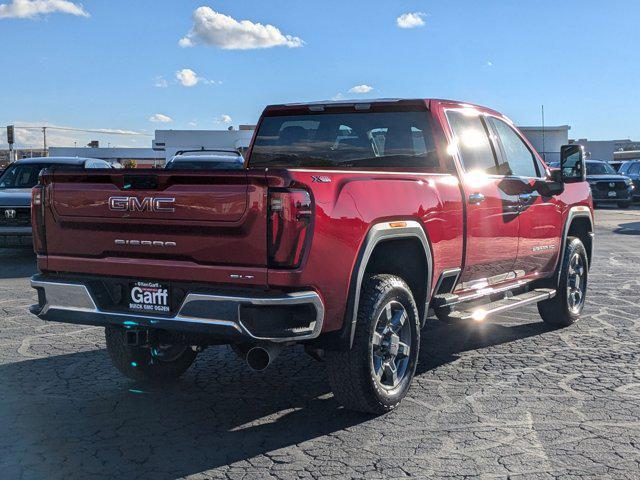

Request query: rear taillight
[
  {"left": 31, "top": 185, "right": 47, "bottom": 255},
  {"left": 268, "top": 189, "right": 313, "bottom": 268}
]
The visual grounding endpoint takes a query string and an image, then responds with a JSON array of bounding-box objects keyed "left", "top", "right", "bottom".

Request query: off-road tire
[
  {"left": 538, "top": 237, "right": 588, "bottom": 328},
  {"left": 325, "top": 274, "right": 420, "bottom": 414},
  {"left": 105, "top": 326, "right": 198, "bottom": 383}
]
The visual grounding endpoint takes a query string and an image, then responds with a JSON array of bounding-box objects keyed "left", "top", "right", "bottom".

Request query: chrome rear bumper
[{"left": 30, "top": 276, "right": 324, "bottom": 342}]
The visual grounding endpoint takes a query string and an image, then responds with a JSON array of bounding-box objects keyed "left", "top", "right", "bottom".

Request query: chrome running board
[{"left": 443, "top": 288, "right": 556, "bottom": 322}]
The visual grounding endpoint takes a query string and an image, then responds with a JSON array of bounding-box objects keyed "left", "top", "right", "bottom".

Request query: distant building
[
  {"left": 613, "top": 149, "right": 640, "bottom": 163},
  {"left": 49, "top": 146, "right": 162, "bottom": 167},
  {"left": 49, "top": 127, "right": 256, "bottom": 167},
  {"left": 569, "top": 138, "right": 635, "bottom": 162},
  {"left": 152, "top": 128, "right": 255, "bottom": 159},
  {"left": 0, "top": 148, "right": 48, "bottom": 167},
  {"left": 518, "top": 125, "right": 571, "bottom": 163}
]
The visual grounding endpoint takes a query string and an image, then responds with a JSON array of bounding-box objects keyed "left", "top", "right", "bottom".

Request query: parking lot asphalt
[{"left": 1, "top": 207, "right": 640, "bottom": 480}]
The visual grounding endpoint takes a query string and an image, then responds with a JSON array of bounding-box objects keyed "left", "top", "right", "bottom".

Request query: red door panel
[{"left": 460, "top": 176, "right": 519, "bottom": 285}]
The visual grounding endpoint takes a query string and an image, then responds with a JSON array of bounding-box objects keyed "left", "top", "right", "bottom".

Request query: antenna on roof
[{"left": 541, "top": 105, "right": 546, "bottom": 161}]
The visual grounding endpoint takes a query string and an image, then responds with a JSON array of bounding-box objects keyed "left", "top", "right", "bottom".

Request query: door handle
[
  {"left": 518, "top": 193, "right": 533, "bottom": 204},
  {"left": 468, "top": 193, "right": 485, "bottom": 205}
]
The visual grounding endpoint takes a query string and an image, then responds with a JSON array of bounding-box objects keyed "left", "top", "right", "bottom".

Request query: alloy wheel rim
[
  {"left": 566, "top": 253, "right": 586, "bottom": 314},
  {"left": 371, "top": 301, "right": 412, "bottom": 390}
]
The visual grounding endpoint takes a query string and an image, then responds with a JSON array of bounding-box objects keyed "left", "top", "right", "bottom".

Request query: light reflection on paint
[
  {"left": 129, "top": 389, "right": 145, "bottom": 394},
  {"left": 130, "top": 361, "right": 138, "bottom": 367},
  {"left": 465, "top": 169, "right": 493, "bottom": 189}
]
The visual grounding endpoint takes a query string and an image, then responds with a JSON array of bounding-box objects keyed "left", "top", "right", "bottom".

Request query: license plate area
[{"left": 127, "top": 281, "right": 172, "bottom": 315}]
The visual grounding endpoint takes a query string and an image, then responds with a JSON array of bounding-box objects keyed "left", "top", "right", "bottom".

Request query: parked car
[
  {"left": 618, "top": 160, "right": 640, "bottom": 201},
  {"left": 165, "top": 149, "right": 244, "bottom": 170},
  {"left": 0, "top": 157, "right": 112, "bottom": 247},
  {"left": 609, "top": 160, "right": 625, "bottom": 172},
  {"left": 585, "top": 159, "right": 635, "bottom": 208},
  {"left": 29, "top": 99, "right": 593, "bottom": 413}
]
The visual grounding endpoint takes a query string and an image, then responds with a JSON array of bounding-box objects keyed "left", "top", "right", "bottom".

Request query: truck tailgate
[{"left": 40, "top": 169, "right": 268, "bottom": 282}]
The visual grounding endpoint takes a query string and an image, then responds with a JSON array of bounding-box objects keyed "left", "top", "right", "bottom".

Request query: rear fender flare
[{"left": 343, "top": 220, "right": 433, "bottom": 348}]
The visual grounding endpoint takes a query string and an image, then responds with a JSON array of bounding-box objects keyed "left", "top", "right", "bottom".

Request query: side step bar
[
  {"left": 443, "top": 288, "right": 556, "bottom": 322},
  {"left": 432, "top": 280, "right": 530, "bottom": 308}
]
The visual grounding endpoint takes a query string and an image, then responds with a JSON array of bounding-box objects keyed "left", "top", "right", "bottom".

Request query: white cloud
[
  {"left": 396, "top": 12, "right": 426, "bottom": 29},
  {"left": 349, "top": 84, "right": 374, "bottom": 94},
  {"left": 175, "top": 68, "right": 199, "bottom": 87},
  {"left": 485, "top": 60, "right": 494, "bottom": 67},
  {"left": 175, "top": 68, "right": 219, "bottom": 87},
  {"left": 332, "top": 93, "right": 345, "bottom": 101},
  {"left": 0, "top": 0, "right": 89, "bottom": 19},
  {"left": 153, "top": 76, "right": 168, "bottom": 88},
  {"left": 214, "top": 114, "right": 232, "bottom": 124},
  {"left": 149, "top": 113, "right": 172, "bottom": 123},
  {"left": 179, "top": 6, "right": 304, "bottom": 50},
  {"left": 188, "top": 121, "right": 197, "bottom": 127}
]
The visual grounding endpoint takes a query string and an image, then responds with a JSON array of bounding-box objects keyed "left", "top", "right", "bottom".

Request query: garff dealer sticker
[{"left": 129, "top": 281, "right": 170, "bottom": 313}]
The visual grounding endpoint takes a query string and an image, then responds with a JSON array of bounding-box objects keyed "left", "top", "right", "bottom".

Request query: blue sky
[{"left": 0, "top": 0, "right": 639, "bottom": 148}]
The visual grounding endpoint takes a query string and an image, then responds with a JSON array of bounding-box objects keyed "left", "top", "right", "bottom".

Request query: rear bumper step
[
  {"left": 30, "top": 276, "right": 324, "bottom": 343},
  {"left": 445, "top": 288, "right": 556, "bottom": 322}
]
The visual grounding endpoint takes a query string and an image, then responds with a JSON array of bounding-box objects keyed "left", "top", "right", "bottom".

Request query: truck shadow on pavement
[
  {"left": 0, "top": 248, "right": 37, "bottom": 279},
  {"left": 0, "top": 319, "right": 552, "bottom": 479},
  {"left": 613, "top": 220, "right": 640, "bottom": 235}
]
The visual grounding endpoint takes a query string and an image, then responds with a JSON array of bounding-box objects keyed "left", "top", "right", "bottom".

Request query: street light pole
[{"left": 42, "top": 126, "right": 47, "bottom": 154}]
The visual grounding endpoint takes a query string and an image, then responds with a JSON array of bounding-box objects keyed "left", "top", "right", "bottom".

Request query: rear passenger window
[
  {"left": 629, "top": 163, "right": 640, "bottom": 175},
  {"left": 446, "top": 110, "right": 497, "bottom": 173},
  {"left": 490, "top": 118, "right": 539, "bottom": 178},
  {"left": 251, "top": 111, "right": 440, "bottom": 169}
]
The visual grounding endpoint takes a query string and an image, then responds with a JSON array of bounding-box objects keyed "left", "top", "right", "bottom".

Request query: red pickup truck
[{"left": 30, "top": 99, "right": 593, "bottom": 413}]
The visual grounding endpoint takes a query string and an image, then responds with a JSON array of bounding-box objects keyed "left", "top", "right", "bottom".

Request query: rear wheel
[
  {"left": 105, "top": 326, "right": 198, "bottom": 383},
  {"left": 537, "top": 237, "right": 588, "bottom": 328},
  {"left": 325, "top": 274, "right": 420, "bottom": 414},
  {"left": 617, "top": 201, "right": 631, "bottom": 209}
]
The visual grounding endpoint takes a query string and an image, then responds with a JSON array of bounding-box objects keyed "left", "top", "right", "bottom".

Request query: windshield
[
  {"left": 0, "top": 163, "right": 49, "bottom": 189},
  {"left": 586, "top": 162, "right": 617, "bottom": 175},
  {"left": 249, "top": 110, "right": 439, "bottom": 169}
]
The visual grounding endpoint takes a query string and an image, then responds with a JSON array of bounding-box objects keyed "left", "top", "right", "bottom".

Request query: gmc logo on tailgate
[{"left": 108, "top": 196, "right": 175, "bottom": 213}]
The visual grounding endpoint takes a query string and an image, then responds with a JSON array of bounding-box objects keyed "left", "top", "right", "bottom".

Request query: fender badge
[{"left": 312, "top": 176, "right": 331, "bottom": 183}]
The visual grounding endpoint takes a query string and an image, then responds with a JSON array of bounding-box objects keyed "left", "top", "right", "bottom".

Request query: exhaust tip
[{"left": 246, "top": 347, "right": 271, "bottom": 371}]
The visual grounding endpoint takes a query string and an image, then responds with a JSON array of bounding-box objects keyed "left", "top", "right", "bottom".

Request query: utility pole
[
  {"left": 541, "top": 105, "right": 546, "bottom": 161},
  {"left": 6, "top": 125, "right": 15, "bottom": 162},
  {"left": 42, "top": 126, "right": 47, "bottom": 154}
]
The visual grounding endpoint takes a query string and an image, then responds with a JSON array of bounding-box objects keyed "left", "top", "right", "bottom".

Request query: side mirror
[{"left": 559, "top": 144, "right": 585, "bottom": 183}]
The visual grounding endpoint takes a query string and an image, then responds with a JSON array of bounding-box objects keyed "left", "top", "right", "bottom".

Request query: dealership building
[
  {"left": 50, "top": 127, "right": 255, "bottom": 167},
  {"left": 518, "top": 125, "right": 571, "bottom": 163}
]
